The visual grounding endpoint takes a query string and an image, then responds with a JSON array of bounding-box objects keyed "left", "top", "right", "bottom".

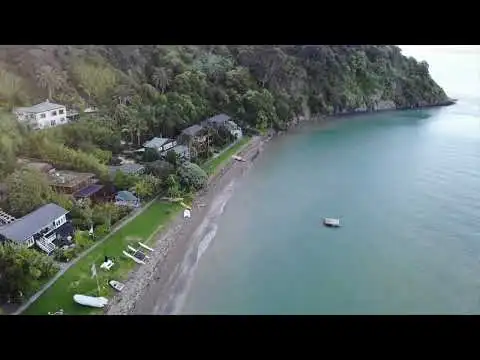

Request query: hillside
[
  {"left": 0, "top": 45, "right": 448, "bottom": 119},
  {"left": 0, "top": 45, "right": 449, "bottom": 180}
]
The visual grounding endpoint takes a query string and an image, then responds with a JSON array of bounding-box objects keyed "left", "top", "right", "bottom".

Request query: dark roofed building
[
  {"left": 202, "top": 113, "right": 230, "bottom": 127},
  {"left": 0, "top": 203, "right": 74, "bottom": 254},
  {"left": 181, "top": 124, "right": 204, "bottom": 137}
]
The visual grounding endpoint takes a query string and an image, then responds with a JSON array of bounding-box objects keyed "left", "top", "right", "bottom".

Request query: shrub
[
  {"left": 177, "top": 161, "right": 208, "bottom": 191},
  {"left": 95, "top": 224, "right": 109, "bottom": 238},
  {"left": 146, "top": 160, "right": 175, "bottom": 180},
  {"left": 74, "top": 231, "right": 94, "bottom": 251}
]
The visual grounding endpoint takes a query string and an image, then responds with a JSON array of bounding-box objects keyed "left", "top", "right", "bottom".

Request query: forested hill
[{"left": 0, "top": 45, "right": 449, "bottom": 132}]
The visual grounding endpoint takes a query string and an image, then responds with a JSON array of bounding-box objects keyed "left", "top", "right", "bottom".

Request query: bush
[
  {"left": 177, "top": 161, "right": 208, "bottom": 191},
  {"left": 165, "top": 150, "right": 179, "bottom": 167},
  {"left": 143, "top": 148, "right": 161, "bottom": 162},
  {"left": 53, "top": 248, "right": 76, "bottom": 263},
  {"left": 146, "top": 160, "right": 175, "bottom": 180},
  {"left": 95, "top": 224, "right": 109, "bottom": 238},
  {"left": 74, "top": 231, "right": 94, "bottom": 251}
]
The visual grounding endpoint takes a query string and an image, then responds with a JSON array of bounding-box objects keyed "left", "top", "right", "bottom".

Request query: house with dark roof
[
  {"left": 202, "top": 114, "right": 243, "bottom": 139},
  {"left": 0, "top": 203, "right": 74, "bottom": 255},
  {"left": 13, "top": 100, "right": 68, "bottom": 130},
  {"left": 178, "top": 124, "right": 209, "bottom": 159},
  {"left": 202, "top": 114, "right": 230, "bottom": 128}
]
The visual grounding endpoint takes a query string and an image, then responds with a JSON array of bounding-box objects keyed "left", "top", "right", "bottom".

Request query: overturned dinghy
[
  {"left": 323, "top": 217, "right": 341, "bottom": 228},
  {"left": 73, "top": 294, "right": 109, "bottom": 308}
]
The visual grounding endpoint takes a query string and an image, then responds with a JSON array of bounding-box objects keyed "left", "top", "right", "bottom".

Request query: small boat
[
  {"left": 123, "top": 250, "right": 146, "bottom": 265},
  {"left": 232, "top": 155, "right": 246, "bottom": 162},
  {"left": 323, "top": 217, "right": 341, "bottom": 228},
  {"left": 138, "top": 242, "right": 154, "bottom": 252},
  {"left": 73, "top": 294, "right": 109, "bottom": 308},
  {"left": 109, "top": 280, "right": 125, "bottom": 292},
  {"left": 127, "top": 245, "right": 150, "bottom": 259}
]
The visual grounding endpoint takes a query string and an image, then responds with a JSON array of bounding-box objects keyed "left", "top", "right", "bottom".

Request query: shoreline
[
  {"left": 105, "top": 101, "right": 457, "bottom": 315},
  {"left": 105, "top": 136, "right": 264, "bottom": 315}
]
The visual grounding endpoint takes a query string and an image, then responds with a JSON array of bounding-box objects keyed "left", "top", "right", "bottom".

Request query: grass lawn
[
  {"left": 23, "top": 201, "right": 182, "bottom": 315},
  {"left": 202, "top": 136, "right": 251, "bottom": 176}
]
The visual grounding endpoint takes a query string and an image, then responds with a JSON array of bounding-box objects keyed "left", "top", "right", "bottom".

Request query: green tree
[
  {"left": 5, "top": 168, "right": 52, "bottom": 217},
  {"left": 36, "top": 65, "right": 63, "bottom": 100},
  {"left": 0, "top": 243, "right": 58, "bottom": 303},
  {"left": 177, "top": 161, "right": 208, "bottom": 191},
  {"left": 113, "top": 171, "right": 138, "bottom": 191}
]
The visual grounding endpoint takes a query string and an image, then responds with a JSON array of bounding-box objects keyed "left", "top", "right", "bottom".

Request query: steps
[{"left": 36, "top": 237, "right": 56, "bottom": 254}]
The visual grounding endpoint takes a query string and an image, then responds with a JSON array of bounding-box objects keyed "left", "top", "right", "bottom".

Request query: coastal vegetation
[
  {"left": 23, "top": 200, "right": 182, "bottom": 315},
  {"left": 0, "top": 45, "right": 449, "bottom": 312}
]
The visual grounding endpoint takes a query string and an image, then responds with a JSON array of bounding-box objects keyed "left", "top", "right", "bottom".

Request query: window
[
  {"left": 50, "top": 120, "right": 56, "bottom": 126},
  {"left": 59, "top": 109, "right": 64, "bottom": 115},
  {"left": 60, "top": 117, "right": 66, "bottom": 122},
  {"left": 51, "top": 111, "right": 57, "bottom": 116},
  {"left": 40, "top": 113, "right": 46, "bottom": 119}
]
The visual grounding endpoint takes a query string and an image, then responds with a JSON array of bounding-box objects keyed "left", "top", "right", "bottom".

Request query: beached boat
[
  {"left": 109, "top": 280, "right": 125, "bottom": 292},
  {"left": 323, "top": 217, "right": 341, "bottom": 227},
  {"left": 73, "top": 294, "right": 109, "bottom": 308},
  {"left": 232, "top": 155, "right": 246, "bottom": 162},
  {"left": 123, "top": 250, "right": 146, "bottom": 264},
  {"left": 138, "top": 242, "right": 154, "bottom": 252}
]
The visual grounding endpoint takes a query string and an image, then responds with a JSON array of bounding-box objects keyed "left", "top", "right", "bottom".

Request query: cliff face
[{"left": 0, "top": 45, "right": 449, "bottom": 130}]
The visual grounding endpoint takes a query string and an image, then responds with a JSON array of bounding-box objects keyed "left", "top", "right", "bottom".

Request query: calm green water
[{"left": 180, "top": 98, "right": 480, "bottom": 315}]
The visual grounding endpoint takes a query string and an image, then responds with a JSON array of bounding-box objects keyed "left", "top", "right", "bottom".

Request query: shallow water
[{"left": 179, "top": 98, "right": 480, "bottom": 315}]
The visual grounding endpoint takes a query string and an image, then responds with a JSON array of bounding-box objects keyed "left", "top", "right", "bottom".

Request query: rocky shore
[{"left": 105, "top": 136, "right": 264, "bottom": 315}]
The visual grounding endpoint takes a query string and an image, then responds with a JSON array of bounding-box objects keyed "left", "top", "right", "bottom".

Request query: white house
[
  {"left": 0, "top": 203, "right": 74, "bottom": 255},
  {"left": 143, "top": 137, "right": 177, "bottom": 153},
  {"left": 13, "top": 100, "right": 68, "bottom": 130}
]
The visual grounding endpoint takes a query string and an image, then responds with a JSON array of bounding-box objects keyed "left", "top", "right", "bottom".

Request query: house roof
[
  {"left": 15, "top": 101, "right": 65, "bottom": 114},
  {"left": 143, "top": 137, "right": 172, "bottom": 149},
  {"left": 172, "top": 145, "right": 189, "bottom": 156},
  {"left": 73, "top": 184, "right": 104, "bottom": 198},
  {"left": 205, "top": 113, "right": 230, "bottom": 125},
  {"left": 0, "top": 203, "right": 69, "bottom": 243},
  {"left": 108, "top": 163, "right": 145, "bottom": 177},
  {"left": 116, "top": 191, "right": 138, "bottom": 202},
  {"left": 181, "top": 124, "right": 204, "bottom": 137}
]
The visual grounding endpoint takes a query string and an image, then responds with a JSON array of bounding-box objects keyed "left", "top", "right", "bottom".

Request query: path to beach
[{"left": 106, "top": 135, "right": 265, "bottom": 315}]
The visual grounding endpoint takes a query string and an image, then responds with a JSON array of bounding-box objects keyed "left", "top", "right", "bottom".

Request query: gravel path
[{"left": 106, "top": 136, "right": 265, "bottom": 315}]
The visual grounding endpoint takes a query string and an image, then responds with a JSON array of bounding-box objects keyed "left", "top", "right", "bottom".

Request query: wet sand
[{"left": 106, "top": 136, "right": 265, "bottom": 315}]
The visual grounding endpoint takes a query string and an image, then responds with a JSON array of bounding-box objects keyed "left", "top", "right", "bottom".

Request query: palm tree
[
  {"left": 151, "top": 67, "right": 170, "bottom": 93},
  {"left": 36, "top": 65, "right": 61, "bottom": 100}
]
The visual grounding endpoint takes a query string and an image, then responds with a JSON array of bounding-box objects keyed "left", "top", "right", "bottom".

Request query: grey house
[{"left": 0, "top": 203, "right": 74, "bottom": 255}]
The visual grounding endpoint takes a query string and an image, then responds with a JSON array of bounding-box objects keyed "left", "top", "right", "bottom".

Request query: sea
[{"left": 176, "top": 46, "right": 480, "bottom": 315}]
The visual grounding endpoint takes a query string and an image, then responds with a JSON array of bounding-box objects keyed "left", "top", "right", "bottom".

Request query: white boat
[
  {"left": 73, "top": 294, "right": 109, "bottom": 308},
  {"left": 123, "top": 250, "right": 146, "bottom": 265},
  {"left": 232, "top": 155, "right": 246, "bottom": 162},
  {"left": 183, "top": 209, "right": 191, "bottom": 218},
  {"left": 109, "top": 280, "right": 125, "bottom": 292},
  {"left": 138, "top": 242, "right": 154, "bottom": 252},
  {"left": 323, "top": 217, "right": 341, "bottom": 227}
]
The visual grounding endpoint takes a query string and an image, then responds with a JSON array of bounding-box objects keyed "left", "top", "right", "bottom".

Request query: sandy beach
[{"left": 106, "top": 135, "right": 265, "bottom": 315}]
